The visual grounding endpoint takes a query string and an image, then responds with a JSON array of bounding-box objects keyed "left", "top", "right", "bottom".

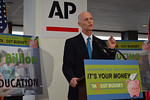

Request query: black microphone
[
  {"left": 94, "top": 40, "right": 113, "bottom": 58},
  {"left": 94, "top": 39, "right": 127, "bottom": 60},
  {"left": 95, "top": 40, "right": 111, "bottom": 50}
]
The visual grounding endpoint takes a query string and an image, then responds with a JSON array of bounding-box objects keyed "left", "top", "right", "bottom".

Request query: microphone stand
[
  {"left": 95, "top": 39, "right": 126, "bottom": 60},
  {"left": 104, "top": 47, "right": 127, "bottom": 60}
]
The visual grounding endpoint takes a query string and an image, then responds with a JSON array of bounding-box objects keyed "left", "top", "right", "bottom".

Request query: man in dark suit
[{"left": 62, "top": 11, "right": 116, "bottom": 100}]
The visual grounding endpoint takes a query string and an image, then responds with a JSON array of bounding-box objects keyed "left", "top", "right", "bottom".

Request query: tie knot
[{"left": 87, "top": 37, "right": 91, "bottom": 41}]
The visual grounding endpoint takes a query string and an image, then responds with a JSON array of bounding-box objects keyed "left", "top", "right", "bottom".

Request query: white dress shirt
[{"left": 81, "top": 32, "right": 93, "bottom": 51}]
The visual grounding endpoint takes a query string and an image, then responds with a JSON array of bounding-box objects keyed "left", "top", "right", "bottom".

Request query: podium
[{"left": 78, "top": 59, "right": 143, "bottom": 100}]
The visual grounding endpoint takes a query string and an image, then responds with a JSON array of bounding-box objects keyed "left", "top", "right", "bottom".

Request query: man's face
[{"left": 78, "top": 12, "right": 94, "bottom": 31}]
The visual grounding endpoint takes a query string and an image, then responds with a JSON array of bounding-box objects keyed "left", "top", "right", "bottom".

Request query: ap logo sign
[
  {"left": 42, "top": 0, "right": 84, "bottom": 37},
  {"left": 49, "top": 1, "right": 76, "bottom": 19}
]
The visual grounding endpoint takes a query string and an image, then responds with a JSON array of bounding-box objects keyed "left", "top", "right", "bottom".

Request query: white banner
[{"left": 42, "top": 0, "right": 85, "bottom": 37}]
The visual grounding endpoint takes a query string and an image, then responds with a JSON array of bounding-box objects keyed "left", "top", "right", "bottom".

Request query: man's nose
[
  {"left": 88, "top": 19, "right": 93, "bottom": 23},
  {"left": 88, "top": 20, "right": 92, "bottom": 23}
]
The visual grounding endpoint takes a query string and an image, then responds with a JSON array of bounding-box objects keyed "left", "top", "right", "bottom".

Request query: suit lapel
[
  {"left": 77, "top": 33, "right": 89, "bottom": 59},
  {"left": 92, "top": 35, "right": 99, "bottom": 59}
]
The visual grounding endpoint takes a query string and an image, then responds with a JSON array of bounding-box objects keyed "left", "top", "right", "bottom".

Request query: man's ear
[{"left": 78, "top": 22, "right": 81, "bottom": 27}]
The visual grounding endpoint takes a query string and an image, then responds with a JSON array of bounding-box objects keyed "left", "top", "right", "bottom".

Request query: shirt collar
[{"left": 81, "top": 32, "right": 93, "bottom": 42}]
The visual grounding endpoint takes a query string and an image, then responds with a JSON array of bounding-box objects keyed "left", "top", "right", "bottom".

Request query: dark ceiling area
[{"left": 88, "top": 0, "right": 150, "bottom": 34}]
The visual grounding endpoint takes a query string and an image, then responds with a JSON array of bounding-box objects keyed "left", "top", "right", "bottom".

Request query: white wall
[{"left": 24, "top": 0, "right": 87, "bottom": 100}]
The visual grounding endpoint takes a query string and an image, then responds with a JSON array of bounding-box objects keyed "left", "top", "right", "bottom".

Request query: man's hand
[
  {"left": 108, "top": 36, "right": 117, "bottom": 49},
  {"left": 70, "top": 77, "right": 80, "bottom": 88}
]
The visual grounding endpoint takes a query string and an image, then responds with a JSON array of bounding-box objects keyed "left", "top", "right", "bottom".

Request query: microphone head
[{"left": 94, "top": 39, "right": 104, "bottom": 48}]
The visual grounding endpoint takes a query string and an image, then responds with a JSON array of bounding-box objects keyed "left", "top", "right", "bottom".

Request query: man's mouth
[{"left": 89, "top": 24, "right": 93, "bottom": 27}]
